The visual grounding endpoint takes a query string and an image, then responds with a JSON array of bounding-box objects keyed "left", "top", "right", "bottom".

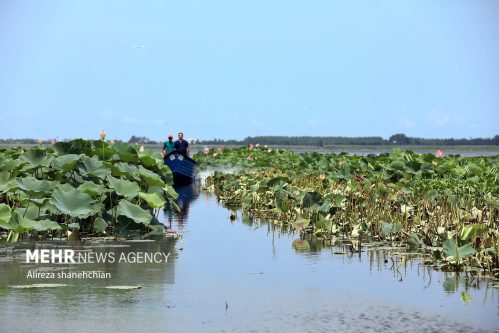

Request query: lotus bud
[
  {"left": 100, "top": 129, "right": 106, "bottom": 141},
  {"left": 217, "top": 146, "right": 223, "bottom": 152},
  {"left": 351, "top": 226, "right": 360, "bottom": 238},
  {"left": 139, "top": 145, "right": 144, "bottom": 152}
]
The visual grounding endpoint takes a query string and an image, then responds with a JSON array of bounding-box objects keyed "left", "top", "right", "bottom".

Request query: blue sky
[{"left": 0, "top": 0, "right": 498, "bottom": 141}]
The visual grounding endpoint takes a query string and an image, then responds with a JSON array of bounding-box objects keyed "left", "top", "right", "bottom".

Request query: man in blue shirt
[
  {"left": 162, "top": 134, "right": 175, "bottom": 157},
  {"left": 174, "top": 132, "right": 189, "bottom": 156}
]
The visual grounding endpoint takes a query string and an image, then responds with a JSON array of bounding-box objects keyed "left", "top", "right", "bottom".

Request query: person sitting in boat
[
  {"left": 174, "top": 132, "right": 190, "bottom": 156},
  {"left": 163, "top": 134, "right": 174, "bottom": 157}
]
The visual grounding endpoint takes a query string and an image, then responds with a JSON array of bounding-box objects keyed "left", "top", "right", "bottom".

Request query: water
[{"left": 0, "top": 185, "right": 498, "bottom": 332}]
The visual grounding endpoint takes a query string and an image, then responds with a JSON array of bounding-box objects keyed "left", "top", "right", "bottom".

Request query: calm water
[{"left": 0, "top": 185, "right": 498, "bottom": 332}]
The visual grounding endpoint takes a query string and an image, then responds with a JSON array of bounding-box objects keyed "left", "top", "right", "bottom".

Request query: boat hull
[{"left": 164, "top": 152, "right": 198, "bottom": 184}]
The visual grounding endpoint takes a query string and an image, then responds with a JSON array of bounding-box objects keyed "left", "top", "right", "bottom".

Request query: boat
[{"left": 164, "top": 151, "right": 198, "bottom": 184}]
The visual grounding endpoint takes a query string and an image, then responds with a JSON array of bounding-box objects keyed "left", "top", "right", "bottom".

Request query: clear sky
[{"left": 0, "top": 0, "right": 498, "bottom": 141}]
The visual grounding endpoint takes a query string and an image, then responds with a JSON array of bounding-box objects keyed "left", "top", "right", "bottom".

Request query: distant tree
[
  {"left": 389, "top": 133, "right": 410, "bottom": 144},
  {"left": 128, "top": 136, "right": 157, "bottom": 144}
]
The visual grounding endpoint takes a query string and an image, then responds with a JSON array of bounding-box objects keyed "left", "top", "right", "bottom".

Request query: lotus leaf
[
  {"left": 52, "top": 154, "right": 82, "bottom": 171},
  {"left": 139, "top": 192, "right": 166, "bottom": 208},
  {"left": 107, "top": 176, "right": 140, "bottom": 200},
  {"left": 116, "top": 199, "right": 152, "bottom": 225},
  {"left": 49, "top": 187, "right": 100, "bottom": 218}
]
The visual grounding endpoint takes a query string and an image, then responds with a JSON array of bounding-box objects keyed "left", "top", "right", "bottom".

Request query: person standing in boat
[
  {"left": 163, "top": 134, "right": 175, "bottom": 157},
  {"left": 174, "top": 132, "right": 190, "bottom": 156}
]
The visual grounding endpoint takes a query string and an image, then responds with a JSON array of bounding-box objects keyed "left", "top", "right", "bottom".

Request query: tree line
[
  {"left": 1, "top": 133, "right": 498, "bottom": 146},
  {"left": 199, "top": 134, "right": 499, "bottom": 146}
]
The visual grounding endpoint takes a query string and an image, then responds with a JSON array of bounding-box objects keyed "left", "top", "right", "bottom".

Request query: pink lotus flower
[
  {"left": 212, "top": 153, "right": 218, "bottom": 157},
  {"left": 204, "top": 147, "right": 211, "bottom": 154},
  {"left": 249, "top": 144, "right": 254, "bottom": 149},
  {"left": 50, "top": 139, "right": 56, "bottom": 145},
  {"left": 435, "top": 150, "right": 444, "bottom": 158},
  {"left": 217, "top": 146, "right": 223, "bottom": 152},
  {"left": 246, "top": 155, "right": 252, "bottom": 160}
]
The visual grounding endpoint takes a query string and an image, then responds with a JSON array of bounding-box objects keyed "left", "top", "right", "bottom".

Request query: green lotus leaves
[
  {"left": 0, "top": 158, "right": 25, "bottom": 172},
  {"left": 380, "top": 222, "right": 402, "bottom": 236},
  {"left": 116, "top": 200, "right": 153, "bottom": 225},
  {"left": 0, "top": 171, "right": 18, "bottom": 193},
  {"left": 79, "top": 156, "right": 111, "bottom": 179},
  {"left": 112, "top": 142, "right": 138, "bottom": 162},
  {"left": 107, "top": 176, "right": 140, "bottom": 200},
  {"left": 52, "top": 154, "right": 82, "bottom": 171},
  {"left": 78, "top": 181, "right": 107, "bottom": 197},
  {"left": 93, "top": 217, "right": 108, "bottom": 233},
  {"left": 138, "top": 153, "right": 158, "bottom": 168},
  {"left": 53, "top": 139, "right": 92, "bottom": 155},
  {"left": 139, "top": 192, "right": 166, "bottom": 208},
  {"left": 2, "top": 210, "right": 58, "bottom": 233},
  {"left": 14, "top": 206, "right": 42, "bottom": 220},
  {"left": 114, "top": 162, "right": 140, "bottom": 181},
  {"left": 460, "top": 224, "right": 488, "bottom": 242},
  {"left": 200, "top": 146, "right": 499, "bottom": 270},
  {"left": 49, "top": 187, "right": 101, "bottom": 218},
  {"left": 16, "top": 177, "right": 55, "bottom": 196},
  {"left": 21, "top": 218, "right": 62, "bottom": 232},
  {"left": 291, "top": 215, "right": 310, "bottom": 230},
  {"left": 301, "top": 191, "right": 322, "bottom": 210},
  {"left": 20, "top": 148, "right": 53, "bottom": 168},
  {"left": 443, "top": 239, "right": 476, "bottom": 262},
  {"left": 0, "top": 139, "right": 178, "bottom": 239},
  {"left": 137, "top": 165, "right": 165, "bottom": 187},
  {"left": 0, "top": 204, "right": 12, "bottom": 226}
]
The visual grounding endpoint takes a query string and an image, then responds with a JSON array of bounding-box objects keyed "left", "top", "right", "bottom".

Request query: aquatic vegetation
[
  {"left": 197, "top": 146, "right": 499, "bottom": 271},
  {"left": 0, "top": 139, "right": 178, "bottom": 241}
]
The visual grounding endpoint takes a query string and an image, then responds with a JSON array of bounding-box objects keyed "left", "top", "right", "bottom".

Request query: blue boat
[{"left": 164, "top": 151, "right": 198, "bottom": 184}]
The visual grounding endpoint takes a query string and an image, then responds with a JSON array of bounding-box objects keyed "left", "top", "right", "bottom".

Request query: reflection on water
[
  {"left": 163, "top": 183, "right": 200, "bottom": 232},
  {"left": 238, "top": 212, "right": 498, "bottom": 301},
  {"left": 0, "top": 187, "right": 498, "bottom": 333}
]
